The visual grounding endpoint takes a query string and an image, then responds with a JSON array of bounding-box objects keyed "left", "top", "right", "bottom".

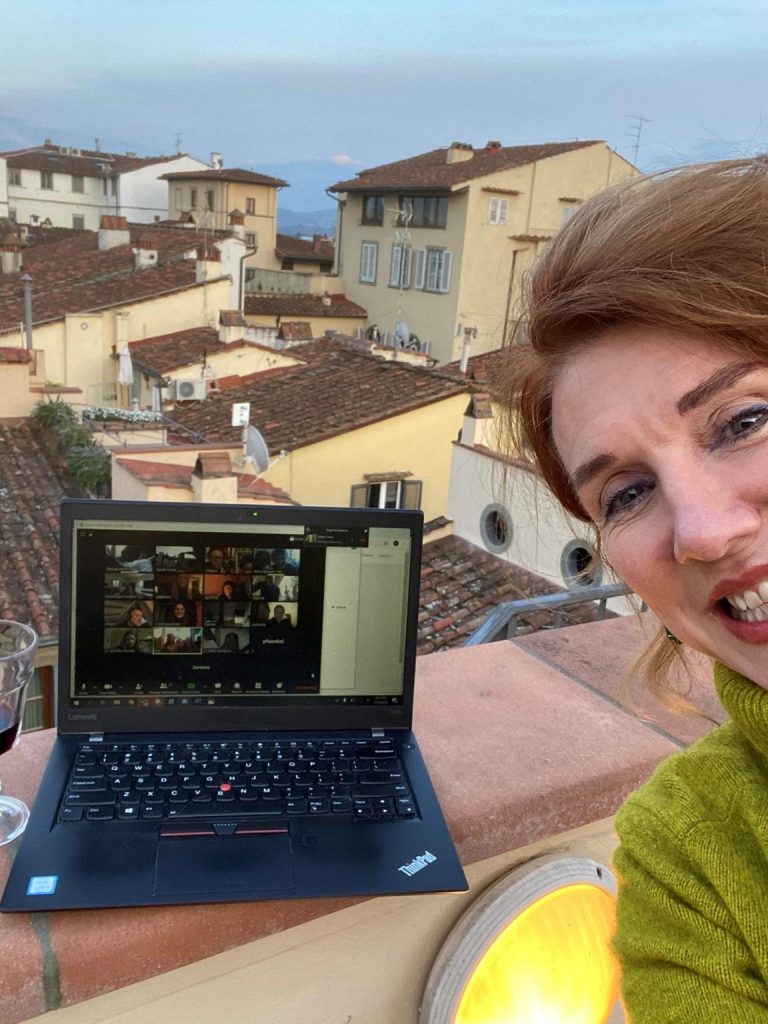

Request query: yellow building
[
  {"left": 113, "top": 338, "right": 471, "bottom": 523},
  {"left": 330, "top": 139, "right": 637, "bottom": 364},
  {"left": 162, "top": 167, "right": 287, "bottom": 270}
]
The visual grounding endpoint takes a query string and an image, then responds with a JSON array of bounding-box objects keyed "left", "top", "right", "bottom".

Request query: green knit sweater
[{"left": 614, "top": 663, "right": 768, "bottom": 1022}]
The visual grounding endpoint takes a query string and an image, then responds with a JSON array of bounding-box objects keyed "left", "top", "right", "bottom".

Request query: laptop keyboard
[{"left": 60, "top": 738, "right": 418, "bottom": 823}]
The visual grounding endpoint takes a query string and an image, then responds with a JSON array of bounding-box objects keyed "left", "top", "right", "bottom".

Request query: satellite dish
[
  {"left": 394, "top": 320, "right": 410, "bottom": 348},
  {"left": 245, "top": 426, "right": 270, "bottom": 473}
]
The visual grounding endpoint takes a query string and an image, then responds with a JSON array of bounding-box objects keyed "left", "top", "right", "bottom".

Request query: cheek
[{"left": 602, "top": 525, "right": 670, "bottom": 602}]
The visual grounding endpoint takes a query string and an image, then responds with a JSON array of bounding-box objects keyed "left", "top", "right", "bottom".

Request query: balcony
[{"left": 1, "top": 614, "right": 721, "bottom": 1024}]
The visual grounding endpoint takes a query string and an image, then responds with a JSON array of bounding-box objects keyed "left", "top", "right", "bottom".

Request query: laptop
[{"left": 1, "top": 499, "right": 467, "bottom": 911}]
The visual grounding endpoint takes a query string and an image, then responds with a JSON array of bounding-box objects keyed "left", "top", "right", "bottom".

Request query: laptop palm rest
[{"left": 154, "top": 834, "right": 294, "bottom": 895}]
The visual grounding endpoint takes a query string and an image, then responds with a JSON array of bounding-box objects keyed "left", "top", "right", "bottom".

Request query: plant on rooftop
[
  {"left": 31, "top": 397, "right": 78, "bottom": 432},
  {"left": 67, "top": 444, "right": 111, "bottom": 497},
  {"left": 82, "top": 405, "right": 164, "bottom": 424}
]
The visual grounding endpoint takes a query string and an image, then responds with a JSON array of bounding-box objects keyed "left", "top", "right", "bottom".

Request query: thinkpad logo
[{"left": 398, "top": 850, "right": 437, "bottom": 877}]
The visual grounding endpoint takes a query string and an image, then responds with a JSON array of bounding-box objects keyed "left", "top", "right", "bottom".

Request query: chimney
[
  {"left": 485, "top": 140, "right": 502, "bottom": 151},
  {"left": 0, "top": 234, "right": 22, "bottom": 275},
  {"left": 322, "top": 291, "right": 331, "bottom": 307},
  {"left": 132, "top": 237, "right": 159, "bottom": 270},
  {"left": 99, "top": 215, "right": 130, "bottom": 251},
  {"left": 445, "top": 142, "right": 474, "bottom": 164},
  {"left": 191, "top": 451, "right": 237, "bottom": 503},
  {"left": 211, "top": 152, "right": 223, "bottom": 170},
  {"left": 228, "top": 208, "right": 245, "bottom": 240},
  {"left": 218, "top": 310, "right": 246, "bottom": 344},
  {"left": 196, "top": 243, "right": 221, "bottom": 283}
]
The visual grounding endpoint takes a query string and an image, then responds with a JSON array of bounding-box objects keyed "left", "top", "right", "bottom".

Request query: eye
[
  {"left": 717, "top": 404, "right": 768, "bottom": 445},
  {"left": 602, "top": 480, "right": 655, "bottom": 522}
]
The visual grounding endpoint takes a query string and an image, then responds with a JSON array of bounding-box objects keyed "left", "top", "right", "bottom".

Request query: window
[
  {"left": 110, "top": 177, "right": 117, "bottom": 196},
  {"left": 103, "top": 178, "right": 109, "bottom": 195},
  {"left": 8, "top": 208, "right": 16, "bottom": 223},
  {"left": 480, "top": 503, "right": 513, "bottom": 554},
  {"left": 206, "top": 190, "right": 215, "bottom": 211},
  {"left": 561, "top": 205, "right": 577, "bottom": 226},
  {"left": 561, "top": 539, "right": 602, "bottom": 589},
  {"left": 190, "top": 188, "right": 197, "bottom": 208},
  {"left": 361, "top": 194, "right": 385, "bottom": 225},
  {"left": 359, "top": 241, "right": 378, "bottom": 284},
  {"left": 246, "top": 197, "right": 255, "bottom": 214},
  {"left": 246, "top": 232, "right": 257, "bottom": 246},
  {"left": 174, "top": 187, "right": 182, "bottom": 209},
  {"left": 40, "top": 171, "right": 53, "bottom": 190},
  {"left": 72, "top": 214, "right": 85, "bottom": 230},
  {"left": 399, "top": 195, "right": 448, "bottom": 228},
  {"left": 415, "top": 248, "right": 452, "bottom": 293},
  {"left": 245, "top": 268, "right": 256, "bottom": 283},
  {"left": 389, "top": 243, "right": 412, "bottom": 288},
  {"left": 71, "top": 174, "right": 84, "bottom": 193},
  {"left": 488, "top": 197, "right": 508, "bottom": 225},
  {"left": 9, "top": 169, "right": 21, "bottom": 186},
  {"left": 350, "top": 478, "right": 422, "bottom": 510}
]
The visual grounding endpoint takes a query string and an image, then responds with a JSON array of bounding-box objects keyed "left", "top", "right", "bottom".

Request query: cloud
[{"left": 330, "top": 154, "right": 354, "bottom": 165}]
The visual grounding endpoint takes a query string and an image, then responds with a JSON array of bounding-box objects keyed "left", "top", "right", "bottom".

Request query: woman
[{"left": 502, "top": 159, "right": 768, "bottom": 1020}]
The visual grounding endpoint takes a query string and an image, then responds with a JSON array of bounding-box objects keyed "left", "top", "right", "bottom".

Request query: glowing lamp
[{"left": 421, "top": 856, "right": 622, "bottom": 1024}]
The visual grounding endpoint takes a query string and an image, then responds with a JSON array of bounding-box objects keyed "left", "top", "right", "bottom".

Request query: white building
[{"left": 0, "top": 142, "right": 211, "bottom": 230}]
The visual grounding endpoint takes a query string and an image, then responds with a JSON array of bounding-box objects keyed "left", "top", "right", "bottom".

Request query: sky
[{"left": 2, "top": 0, "right": 768, "bottom": 211}]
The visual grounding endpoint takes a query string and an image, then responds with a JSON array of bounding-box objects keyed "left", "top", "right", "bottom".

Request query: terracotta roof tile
[
  {"left": 0, "top": 347, "right": 33, "bottom": 364},
  {"left": 128, "top": 326, "right": 251, "bottom": 376},
  {"left": 244, "top": 293, "right": 366, "bottom": 318},
  {"left": 167, "top": 340, "right": 469, "bottom": 451},
  {"left": 275, "top": 234, "right": 335, "bottom": 264},
  {"left": 0, "top": 226, "right": 220, "bottom": 331},
  {"left": 0, "top": 421, "right": 72, "bottom": 640},
  {"left": 116, "top": 457, "right": 294, "bottom": 503},
  {"left": 418, "top": 534, "right": 612, "bottom": 654},
  {"left": 4, "top": 144, "right": 183, "bottom": 178},
  {"left": 278, "top": 321, "right": 313, "bottom": 342},
  {"left": 160, "top": 168, "right": 289, "bottom": 187},
  {"left": 330, "top": 140, "right": 602, "bottom": 193}
]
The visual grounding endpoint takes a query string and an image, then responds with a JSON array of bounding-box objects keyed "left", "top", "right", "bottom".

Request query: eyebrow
[
  {"left": 568, "top": 360, "right": 764, "bottom": 495},
  {"left": 677, "top": 361, "right": 762, "bottom": 414}
]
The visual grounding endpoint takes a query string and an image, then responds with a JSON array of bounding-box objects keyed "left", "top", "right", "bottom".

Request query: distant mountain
[{"left": 278, "top": 208, "right": 336, "bottom": 238}]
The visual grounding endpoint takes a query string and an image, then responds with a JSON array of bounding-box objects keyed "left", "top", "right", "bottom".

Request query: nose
[{"left": 670, "top": 475, "right": 761, "bottom": 564}]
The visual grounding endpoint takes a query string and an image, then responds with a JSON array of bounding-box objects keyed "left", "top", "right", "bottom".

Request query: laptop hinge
[
  {"left": 88, "top": 732, "right": 104, "bottom": 743},
  {"left": 371, "top": 728, "right": 385, "bottom": 738}
]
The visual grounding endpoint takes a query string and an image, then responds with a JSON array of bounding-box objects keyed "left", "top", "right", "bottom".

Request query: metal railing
[{"left": 464, "top": 582, "right": 640, "bottom": 646}]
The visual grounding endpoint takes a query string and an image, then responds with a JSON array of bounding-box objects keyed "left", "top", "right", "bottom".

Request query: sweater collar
[{"left": 714, "top": 662, "right": 768, "bottom": 757}]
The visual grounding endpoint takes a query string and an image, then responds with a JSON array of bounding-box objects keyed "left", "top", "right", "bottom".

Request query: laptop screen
[{"left": 65, "top": 507, "right": 418, "bottom": 723}]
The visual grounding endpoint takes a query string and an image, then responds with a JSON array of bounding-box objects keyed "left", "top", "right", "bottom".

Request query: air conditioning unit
[{"left": 173, "top": 378, "right": 207, "bottom": 401}]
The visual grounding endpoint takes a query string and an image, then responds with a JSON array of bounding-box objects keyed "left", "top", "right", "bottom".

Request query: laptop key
[
  {"left": 66, "top": 792, "right": 117, "bottom": 806},
  {"left": 60, "top": 806, "right": 84, "bottom": 821},
  {"left": 86, "top": 805, "right": 115, "bottom": 820}
]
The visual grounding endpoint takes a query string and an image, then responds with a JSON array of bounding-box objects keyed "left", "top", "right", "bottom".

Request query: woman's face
[
  {"left": 222, "top": 583, "right": 233, "bottom": 599},
  {"left": 552, "top": 326, "right": 768, "bottom": 687},
  {"left": 173, "top": 602, "right": 186, "bottom": 621}
]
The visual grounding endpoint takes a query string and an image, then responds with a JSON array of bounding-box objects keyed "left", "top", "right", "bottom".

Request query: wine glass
[{"left": 0, "top": 620, "right": 38, "bottom": 846}]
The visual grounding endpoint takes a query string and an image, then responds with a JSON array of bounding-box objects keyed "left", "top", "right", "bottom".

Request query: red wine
[{"left": 0, "top": 709, "right": 20, "bottom": 756}]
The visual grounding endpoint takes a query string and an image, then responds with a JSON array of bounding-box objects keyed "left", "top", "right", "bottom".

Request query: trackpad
[{"left": 154, "top": 834, "right": 294, "bottom": 895}]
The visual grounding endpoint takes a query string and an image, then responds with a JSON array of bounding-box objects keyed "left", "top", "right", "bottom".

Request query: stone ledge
[{"left": 0, "top": 615, "right": 717, "bottom": 1023}]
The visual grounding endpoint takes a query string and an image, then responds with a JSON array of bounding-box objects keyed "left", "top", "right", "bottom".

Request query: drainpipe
[{"left": 21, "top": 273, "right": 33, "bottom": 350}]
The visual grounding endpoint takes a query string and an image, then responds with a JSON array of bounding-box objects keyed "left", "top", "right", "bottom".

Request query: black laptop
[{"left": 1, "top": 499, "right": 466, "bottom": 911}]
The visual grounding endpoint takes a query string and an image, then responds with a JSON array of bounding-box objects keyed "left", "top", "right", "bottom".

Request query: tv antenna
[{"left": 625, "top": 115, "right": 653, "bottom": 166}]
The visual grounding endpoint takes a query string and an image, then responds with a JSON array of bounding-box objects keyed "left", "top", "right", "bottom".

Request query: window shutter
[
  {"left": 350, "top": 483, "right": 369, "bottom": 508},
  {"left": 415, "top": 249, "right": 426, "bottom": 290},
  {"left": 401, "top": 479, "right": 422, "bottom": 510},
  {"left": 389, "top": 244, "right": 402, "bottom": 287},
  {"left": 439, "top": 251, "right": 452, "bottom": 293},
  {"left": 401, "top": 246, "right": 412, "bottom": 288}
]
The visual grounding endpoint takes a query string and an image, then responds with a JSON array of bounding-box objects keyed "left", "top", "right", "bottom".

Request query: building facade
[{"left": 330, "top": 140, "right": 636, "bottom": 364}]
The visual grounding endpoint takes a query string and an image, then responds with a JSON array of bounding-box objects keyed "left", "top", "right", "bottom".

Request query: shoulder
[{"left": 617, "top": 720, "right": 761, "bottom": 842}]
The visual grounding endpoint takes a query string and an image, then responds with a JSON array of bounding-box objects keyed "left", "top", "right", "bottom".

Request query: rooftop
[
  {"left": 127, "top": 327, "right": 249, "bottom": 376},
  {"left": 3, "top": 143, "right": 188, "bottom": 178},
  {"left": 244, "top": 293, "right": 366, "bottom": 319},
  {"left": 115, "top": 457, "right": 294, "bottom": 503},
  {"left": 419, "top": 533, "right": 610, "bottom": 653},
  {"left": 330, "top": 140, "right": 602, "bottom": 193},
  {"left": 0, "top": 420, "right": 70, "bottom": 640},
  {"left": 0, "top": 225, "right": 219, "bottom": 331},
  {"left": 275, "top": 234, "right": 335, "bottom": 264},
  {"left": 160, "top": 168, "right": 289, "bottom": 187},
  {"left": 167, "top": 339, "right": 470, "bottom": 450}
]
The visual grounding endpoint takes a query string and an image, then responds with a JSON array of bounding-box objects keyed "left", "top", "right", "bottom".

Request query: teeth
[
  {"left": 745, "top": 590, "right": 763, "bottom": 609},
  {"left": 759, "top": 582, "right": 768, "bottom": 602},
  {"left": 722, "top": 578, "right": 768, "bottom": 620},
  {"left": 729, "top": 594, "right": 748, "bottom": 611}
]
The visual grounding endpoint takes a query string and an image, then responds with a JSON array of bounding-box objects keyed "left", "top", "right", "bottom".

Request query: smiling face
[{"left": 552, "top": 325, "right": 768, "bottom": 687}]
